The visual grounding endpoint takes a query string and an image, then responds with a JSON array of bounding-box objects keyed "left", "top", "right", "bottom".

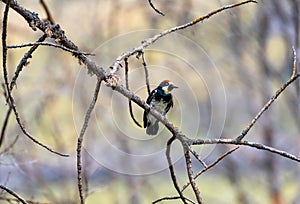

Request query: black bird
[{"left": 143, "top": 80, "right": 178, "bottom": 135}]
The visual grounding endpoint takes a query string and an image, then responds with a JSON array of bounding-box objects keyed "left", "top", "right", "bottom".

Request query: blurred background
[{"left": 0, "top": 0, "right": 299, "bottom": 203}]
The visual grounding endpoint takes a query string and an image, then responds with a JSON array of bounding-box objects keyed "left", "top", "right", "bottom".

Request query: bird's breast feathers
[{"left": 150, "top": 99, "right": 169, "bottom": 114}]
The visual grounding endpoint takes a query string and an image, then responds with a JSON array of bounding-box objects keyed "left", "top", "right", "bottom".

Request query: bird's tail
[{"left": 146, "top": 121, "right": 159, "bottom": 135}]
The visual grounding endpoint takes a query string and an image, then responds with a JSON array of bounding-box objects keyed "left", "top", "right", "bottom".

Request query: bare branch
[
  {"left": 10, "top": 34, "right": 47, "bottom": 90},
  {"left": 111, "top": 0, "right": 257, "bottom": 74},
  {"left": 1, "top": 33, "right": 46, "bottom": 149},
  {"left": 0, "top": 184, "right": 28, "bottom": 204},
  {"left": 166, "top": 136, "right": 188, "bottom": 204},
  {"left": 188, "top": 146, "right": 207, "bottom": 168},
  {"left": 0, "top": 196, "right": 47, "bottom": 204},
  {"left": 182, "top": 147, "right": 239, "bottom": 192},
  {"left": 0, "top": 87, "right": 12, "bottom": 148},
  {"left": 0, "top": 135, "right": 19, "bottom": 154},
  {"left": 152, "top": 196, "right": 196, "bottom": 204},
  {"left": 292, "top": 46, "right": 297, "bottom": 77},
  {"left": 7, "top": 42, "right": 93, "bottom": 57},
  {"left": 3, "top": 1, "right": 300, "bottom": 203},
  {"left": 2, "top": 0, "right": 68, "bottom": 157},
  {"left": 236, "top": 72, "right": 300, "bottom": 141},
  {"left": 77, "top": 79, "right": 102, "bottom": 204},
  {"left": 192, "top": 139, "right": 300, "bottom": 162},
  {"left": 184, "top": 148, "right": 203, "bottom": 203},
  {"left": 148, "top": 0, "right": 165, "bottom": 16},
  {"left": 141, "top": 51, "right": 151, "bottom": 95},
  {"left": 125, "top": 58, "right": 143, "bottom": 128},
  {"left": 39, "top": 0, "right": 55, "bottom": 24}
]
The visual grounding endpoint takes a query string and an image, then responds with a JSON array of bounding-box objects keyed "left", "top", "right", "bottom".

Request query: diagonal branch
[
  {"left": 110, "top": 0, "right": 257, "bottom": 74},
  {"left": 236, "top": 72, "right": 300, "bottom": 141},
  {"left": 0, "top": 184, "right": 28, "bottom": 204},
  {"left": 9, "top": 34, "right": 47, "bottom": 91},
  {"left": 188, "top": 145, "right": 207, "bottom": 168},
  {"left": 182, "top": 147, "right": 239, "bottom": 192}
]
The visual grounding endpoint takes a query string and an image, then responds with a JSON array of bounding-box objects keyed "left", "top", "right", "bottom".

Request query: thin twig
[
  {"left": 292, "top": 46, "right": 297, "bottom": 77},
  {"left": 236, "top": 72, "right": 300, "bottom": 141},
  {"left": 77, "top": 79, "right": 102, "bottom": 204},
  {"left": 192, "top": 138, "right": 300, "bottom": 162},
  {"left": 184, "top": 148, "right": 203, "bottom": 203},
  {"left": 0, "top": 89, "right": 12, "bottom": 148},
  {"left": 3, "top": 2, "right": 300, "bottom": 204},
  {"left": 166, "top": 136, "right": 188, "bottom": 204},
  {"left": 188, "top": 146, "right": 207, "bottom": 168},
  {"left": 0, "top": 135, "right": 19, "bottom": 154},
  {"left": 1, "top": 4, "right": 68, "bottom": 157},
  {"left": 10, "top": 34, "right": 47, "bottom": 91},
  {"left": 111, "top": 0, "right": 257, "bottom": 73},
  {"left": 152, "top": 196, "right": 196, "bottom": 204},
  {"left": 141, "top": 51, "right": 151, "bottom": 95},
  {"left": 148, "top": 0, "right": 165, "bottom": 16},
  {"left": 182, "top": 147, "right": 239, "bottom": 192},
  {"left": 0, "top": 184, "right": 28, "bottom": 204},
  {"left": 0, "top": 196, "right": 47, "bottom": 204},
  {"left": 0, "top": 0, "right": 10, "bottom": 150},
  {"left": 124, "top": 58, "right": 142, "bottom": 127},
  {"left": 39, "top": 0, "right": 55, "bottom": 23},
  {"left": 7, "top": 42, "right": 93, "bottom": 56},
  {"left": 1, "top": 35, "right": 48, "bottom": 148}
]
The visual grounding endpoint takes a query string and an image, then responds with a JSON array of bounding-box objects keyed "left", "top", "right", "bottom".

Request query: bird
[{"left": 143, "top": 80, "right": 178, "bottom": 135}]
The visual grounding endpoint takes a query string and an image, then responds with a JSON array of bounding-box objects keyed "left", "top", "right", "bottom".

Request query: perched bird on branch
[{"left": 143, "top": 80, "right": 178, "bottom": 135}]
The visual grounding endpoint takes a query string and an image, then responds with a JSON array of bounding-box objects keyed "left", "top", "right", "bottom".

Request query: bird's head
[{"left": 159, "top": 79, "right": 178, "bottom": 94}]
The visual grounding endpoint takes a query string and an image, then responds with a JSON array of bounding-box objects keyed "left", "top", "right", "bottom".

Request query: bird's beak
[
  {"left": 168, "top": 83, "right": 178, "bottom": 91},
  {"left": 171, "top": 84, "right": 178, "bottom": 89}
]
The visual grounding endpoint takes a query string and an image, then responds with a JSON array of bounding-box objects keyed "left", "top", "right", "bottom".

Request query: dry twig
[
  {"left": 125, "top": 58, "right": 143, "bottom": 127},
  {"left": 110, "top": 0, "right": 257, "bottom": 74},
  {"left": 2, "top": 1, "right": 300, "bottom": 204},
  {"left": 0, "top": 184, "right": 28, "bottom": 204},
  {"left": 184, "top": 148, "right": 203, "bottom": 203},
  {"left": 166, "top": 136, "right": 188, "bottom": 204},
  {"left": 148, "top": 0, "right": 165, "bottom": 16},
  {"left": 1, "top": 0, "right": 68, "bottom": 157},
  {"left": 77, "top": 79, "right": 102, "bottom": 204}
]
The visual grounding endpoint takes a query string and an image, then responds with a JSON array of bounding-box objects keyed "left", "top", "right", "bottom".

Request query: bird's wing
[
  {"left": 143, "top": 89, "right": 157, "bottom": 128},
  {"left": 165, "top": 94, "right": 173, "bottom": 114}
]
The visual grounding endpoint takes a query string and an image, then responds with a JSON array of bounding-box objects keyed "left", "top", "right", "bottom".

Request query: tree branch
[
  {"left": 148, "top": 0, "right": 165, "bottom": 16},
  {"left": 184, "top": 148, "right": 203, "bottom": 203},
  {"left": 236, "top": 69, "right": 300, "bottom": 141},
  {"left": 7, "top": 42, "right": 93, "bottom": 57},
  {"left": 2, "top": 0, "right": 68, "bottom": 157},
  {"left": 192, "top": 139, "right": 300, "bottom": 162},
  {"left": 125, "top": 58, "right": 143, "bottom": 127},
  {"left": 182, "top": 147, "right": 239, "bottom": 192},
  {"left": 77, "top": 79, "right": 102, "bottom": 204},
  {"left": 110, "top": 0, "right": 257, "bottom": 74},
  {"left": 166, "top": 136, "right": 188, "bottom": 204},
  {"left": 0, "top": 184, "right": 28, "bottom": 204}
]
